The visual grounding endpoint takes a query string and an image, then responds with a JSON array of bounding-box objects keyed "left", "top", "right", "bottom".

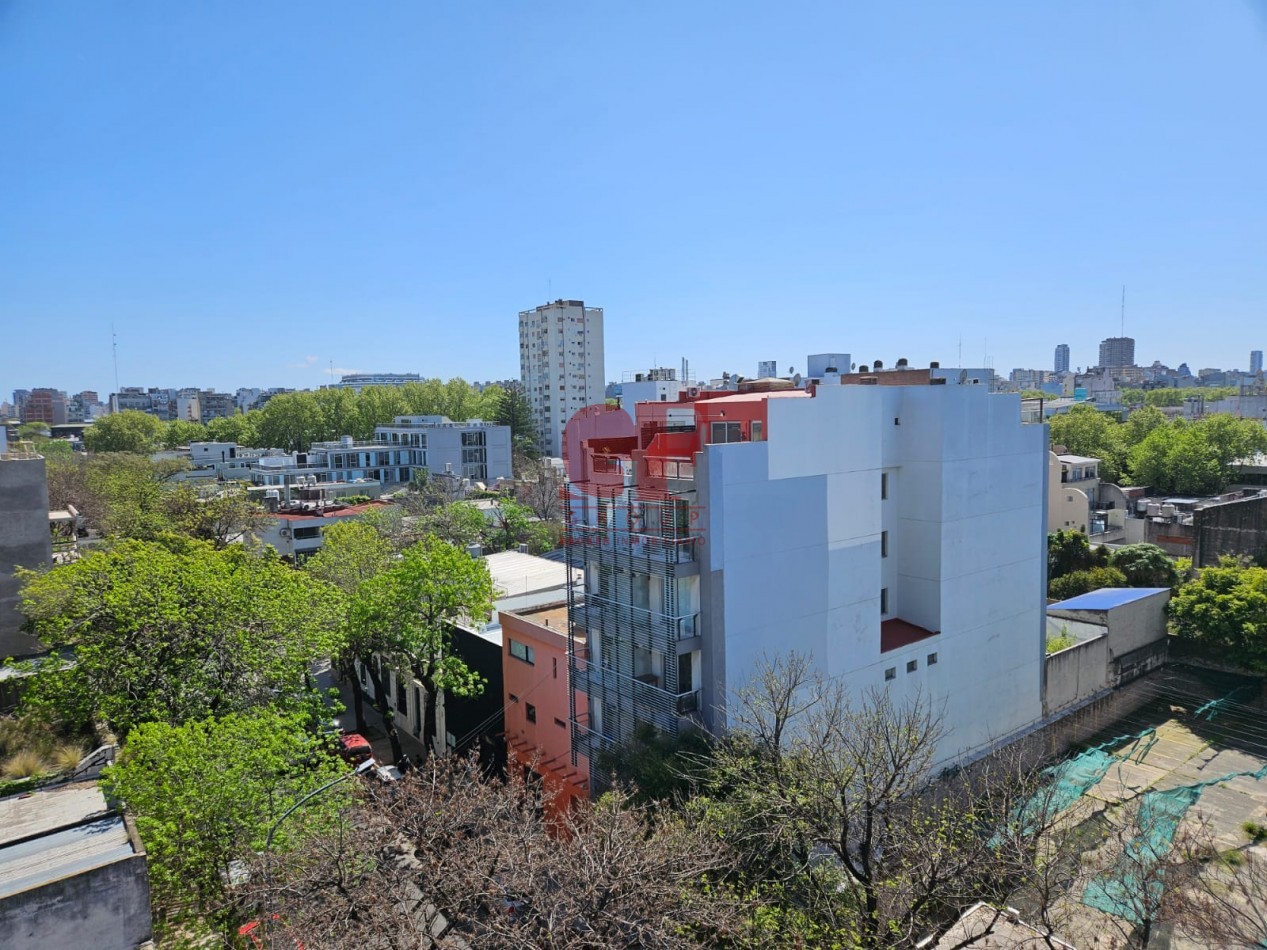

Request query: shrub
[
  {"left": 3, "top": 749, "right": 50, "bottom": 779},
  {"left": 1049, "top": 566, "right": 1128, "bottom": 601},
  {"left": 53, "top": 742, "right": 86, "bottom": 772}
]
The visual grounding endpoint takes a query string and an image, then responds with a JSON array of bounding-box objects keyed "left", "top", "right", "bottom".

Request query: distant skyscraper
[
  {"left": 1097, "top": 337, "right": 1136, "bottom": 370},
  {"left": 757, "top": 360, "right": 778, "bottom": 379},
  {"left": 1054, "top": 344, "right": 1070, "bottom": 374},
  {"left": 519, "top": 299, "right": 605, "bottom": 457},
  {"left": 1252, "top": 350, "right": 1264, "bottom": 375}
]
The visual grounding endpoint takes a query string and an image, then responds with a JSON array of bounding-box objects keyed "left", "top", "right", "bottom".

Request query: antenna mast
[
  {"left": 1120, "top": 285, "right": 1125, "bottom": 337},
  {"left": 111, "top": 323, "right": 120, "bottom": 395}
]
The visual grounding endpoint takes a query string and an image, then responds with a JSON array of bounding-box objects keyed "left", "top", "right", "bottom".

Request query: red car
[
  {"left": 238, "top": 916, "right": 304, "bottom": 948},
  {"left": 337, "top": 732, "right": 373, "bottom": 764}
]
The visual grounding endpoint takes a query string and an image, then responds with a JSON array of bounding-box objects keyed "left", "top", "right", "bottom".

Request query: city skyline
[{"left": 3, "top": 3, "right": 1266, "bottom": 397}]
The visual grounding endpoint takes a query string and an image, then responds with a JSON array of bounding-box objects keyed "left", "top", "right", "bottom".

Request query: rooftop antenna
[
  {"left": 111, "top": 323, "right": 120, "bottom": 394},
  {"left": 957, "top": 335, "right": 962, "bottom": 367},
  {"left": 329, "top": 360, "right": 334, "bottom": 385},
  {"left": 1120, "top": 285, "right": 1126, "bottom": 338}
]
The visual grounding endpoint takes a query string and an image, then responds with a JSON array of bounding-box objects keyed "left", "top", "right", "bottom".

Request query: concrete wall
[
  {"left": 1043, "top": 634, "right": 1109, "bottom": 716},
  {"left": 0, "top": 836, "right": 152, "bottom": 950},
  {"left": 705, "top": 384, "right": 1046, "bottom": 764},
  {"left": 1049, "top": 589, "right": 1171, "bottom": 662},
  {"left": 0, "top": 455, "right": 53, "bottom": 658},
  {"left": 1194, "top": 492, "right": 1267, "bottom": 567}
]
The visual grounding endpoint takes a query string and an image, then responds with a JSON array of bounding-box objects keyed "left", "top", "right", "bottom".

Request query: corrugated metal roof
[{"left": 1048, "top": 587, "right": 1170, "bottom": 611}]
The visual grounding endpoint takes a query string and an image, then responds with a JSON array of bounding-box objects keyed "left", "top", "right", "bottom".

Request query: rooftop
[
  {"left": 0, "top": 782, "right": 140, "bottom": 899},
  {"left": 1048, "top": 587, "right": 1171, "bottom": 611},
  {"left": 509, "top": 601, "right": 571, "bottom": 634},
  {"left": 1057, "top": 454, "right": 1100, "bottom": 466},
  {"left": 881, "top": 618, "right": 939, "bottom": 653},
  {"left": 486, "top": 550, "right": 581, "bottom": 600}
]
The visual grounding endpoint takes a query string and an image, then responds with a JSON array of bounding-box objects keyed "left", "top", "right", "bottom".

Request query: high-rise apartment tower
[
  {"left": 1252, "top": 350, "right": 1264, "bottom": 375},
  {"left": 1054, "top": 343, "right": 1070, "bottom": 374},
  {"left": 519, "top": 300, "right": 605, "bottom": 457},
  {"left": 1097, "top": 337, "right": 1135, "bottom": 370}
]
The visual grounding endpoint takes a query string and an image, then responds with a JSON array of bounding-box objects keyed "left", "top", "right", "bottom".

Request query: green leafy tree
[
  {"left": 1109, "top": 543, "right": 1179, "bottom": 588},
  {"left": 1049, "top": 405, "right": 1126, "bottom": 482},
  {"left": 305, "top": 521, "right": 395, "bottom": 731},
  {"left": 1168, "top": 561, "right": 1267, "bottom": 670},
  {"left": 162, "top": 418, "right": 209, "bottom": 449},
  {"left": 204, "top": 411, "right": 260, "bottom": 446},
  {"left": 84, "top": 409, "right": 165, "bottom": 454},
  {"left": 1048, "top": 528, "right": 1108, "bottom": 580},
  {"left": 487, "top": 498, "right": 552, "bottom": 553},
  {"left": 255, "top": 390, "right": 331, "bottom": 452},
  {"left": 344, "top": 537, "right": 494, "bottom": 758},
  {"left": 1120, "top": 388, "right": 1145, "bottom": 407},
  {"left": 1128, "top": 414, "right": 1267, "bottom": 495},
  {"left": 18, "top": 540, "right": 345, "bottom": 735},
  {"left": 1048, "top": 565, "right": 1128, "bottom": 600},
  {"left": 162, "top": 483, "right": 268, "bottom": 548},
  {"left": 1143, "top": 389, "right": 1186, "bottom": 408},
  {"left": 16, "top": 421, "right": 51, "bottom": 440},
  {"left": 416, "top": 500, "right": 490, "bottom": 551},
  {"left": 103, "top": 709, "right": 350, "bottom": 925},
  {"left": 492, "top": 383, "right": 536, "bottom": 454},
  {"left": 1124, "top": 405, "right": 1168, "bottom": 446}
]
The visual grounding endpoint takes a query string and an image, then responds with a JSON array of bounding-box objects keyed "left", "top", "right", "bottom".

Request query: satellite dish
[
  {"left": 851, "top": 363, "right": 857, "bottom": 371},
  {"left": 788, "top": 367, "right": 795, "bottom": 375},
  {"left": 792, "top": 373, "right": 802, "bottom": 387},
  {"left": 958, "top": 369, "right": 968, "bottom": 385}
]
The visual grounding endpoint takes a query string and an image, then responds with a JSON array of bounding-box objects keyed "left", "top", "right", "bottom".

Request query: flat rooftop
[
  {"left": 511, "top": 602, "right": 571, "bottom": 634},
  {"left": 0, "top": 782, "right": 139, "bottom": 899},
  {"left": 1048, "top": 587, "right": 1170, "bottom": 611},
  {"left": 486, "top": 550, "right": 581, "bottom": 599}
]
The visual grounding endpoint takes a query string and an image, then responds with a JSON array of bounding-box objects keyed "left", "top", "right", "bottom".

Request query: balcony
[
  {"left": 571, "top": 597, "right": 698, "bottom": 654},
  {"left": 571, "top": 659, "right": 700, "bottom": 735},
  {"left": 564, "top": 523, "right": 698, "bottom": 566}
]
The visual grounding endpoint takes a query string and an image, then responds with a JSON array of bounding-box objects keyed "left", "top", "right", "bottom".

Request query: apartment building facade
[
  {"left": 564, "top": 371, "right": 1048, "bottom": 780},
  {"left": 519, "top": 299, "right": 605, "bottom": 457}
]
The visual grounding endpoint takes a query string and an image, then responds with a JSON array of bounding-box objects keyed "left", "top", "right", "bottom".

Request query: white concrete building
[
  {"left": 565, "top": 368, "right": 1048, "bottom": 772},
  {"left": 519, "top": 299, "right": 605, "bottom": 457},
  {"left": 329, "top": 373, "right": 421, "bottom": 394},
  {"left": 617, "top": 369, "right": 685, "bottom": 422},
  {"left": 373, "top": 416, "right": 512, "bottom": 484},
  {"left": 1047, "top": 452, "right": 1101, "bottom": 534}
]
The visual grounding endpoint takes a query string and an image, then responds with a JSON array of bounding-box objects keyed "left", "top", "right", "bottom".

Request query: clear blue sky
[{"left": 3, "top": 1, "right": 1265, "bottom": 398}]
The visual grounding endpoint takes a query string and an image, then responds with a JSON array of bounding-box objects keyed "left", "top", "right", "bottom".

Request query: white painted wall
[{"left": 704, "top": 383, "right": 1046, "bottom": 765}]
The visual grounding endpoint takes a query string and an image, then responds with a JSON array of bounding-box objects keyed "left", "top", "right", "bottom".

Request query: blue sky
[{"left": 2, "top": 1, "right": 1265, "bottom": 398}]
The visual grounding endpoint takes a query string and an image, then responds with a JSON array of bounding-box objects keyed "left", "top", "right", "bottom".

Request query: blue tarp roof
[{"left": 1048, "top": 587, "right": 1170, "bottom": 611}]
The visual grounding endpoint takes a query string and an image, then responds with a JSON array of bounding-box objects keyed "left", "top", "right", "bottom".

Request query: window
[
  {"left": 906, "top": 660, "right": 918, "bottom": 673},
  {"left": 292, "top": 525, "right": 321, "bottom": 540},
  {"left": 927, "top": 652, "right": 938, "bottom": 665},
  {"left": 880, "top": 587, "right": 889, "bottom": 614},
  {"left": 884, "top": 667, "right": 896, "bottom": 681},
  {"left": 555, "top": 717, "right": 568, "bottom": 729},
  {"left": 709, "top": 420, "right": 742, "bottom": 444},
  {"left": 396, "top": 678, "right": 408, "bottom": 713},
  {"left": 509, "top": 640, "right": 535, "bottom": 665},
  {"left": 552, "top": 656, "right": 558, "bottom": 679},
  {"left": 881, "top": 530, "right": 888, "bottom": 558},
  {"left": 881, "top": 472, "right": 889, "bottom": 499},
  {"left": 525, "top": 703, "right": 537, "bottom": 724},
  {"left": 751, "top": 420, "right": 764, "bottom": 442},
  {"left": 894, "top": 417, "right": 901, "bottom": 426},
  {"left": 509, "top": 693, "right": 519, "bottom": 703}
]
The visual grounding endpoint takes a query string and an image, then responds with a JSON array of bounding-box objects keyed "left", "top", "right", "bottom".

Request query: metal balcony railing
[
  {"left": 564, "top": 523, "right": 698, "bottom": 565},
  {"left": 570, "top": 659, "right": 699, "bottom": 736}
]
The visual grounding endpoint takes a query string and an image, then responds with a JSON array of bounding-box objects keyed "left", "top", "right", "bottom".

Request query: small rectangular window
[
  {"left": 509, "top": 640, "right": 535, "bottom": 665},
  {"left": 552, "top": 657, "right": 558, "bottom": 679},
  {"left": 880, "top": 588, "right": 889, "bottom": 614},
  {"left": 509, "top": 693, "right": 519, "bottom": 703},
  {"left": 555, "top": 717, "right": 567, "bottom": 729},
  {"left": 881, "top": 530, "right": 888, "bottom": 558},
  {"left": 907, "top": 660, "right": 918, "bottom": 673},
  {"left": 881, "top": 472, "right": 889, "bottom": 500},
  {"left": 525, "top": 703, "right": 537, "bottom": 724},
  {"left": 894, "top": 417, "right": 901, "bottom": 426},
  {"left": 751, "top": 420, "right": 764, "bottom": 442},
  {"left": 884, "top": 667, "right": 896, "bottom": 681},
  {"left": 927, "top": 652, "right": 938, "bottom": 665}
]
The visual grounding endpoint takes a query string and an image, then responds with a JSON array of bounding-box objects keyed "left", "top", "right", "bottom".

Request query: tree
[
  {"left": 304, "top": 521, "right": 396, "bottom": 731},
  {"left": 1048, "top": 529, "right": 1108, "bottom": 580},
  {"left": 1123, "top": 405, "right": 1167, "bottom": 446},
  {"left": 487, "top": 498, "right": 552, "bottom": 553},
  {"left": 1048, "top": 565, "right": 1128, "bottom": 600},
  {"left": 17, "top": 540, "right": 345, "bottom": 734},
  {"left": 518, "top": 456, "right": 564, "bottom": 522},
  {"left": 1109, "top": 544, "right": 1178, "bottom": 588},
  {"left": 84, "top": 409, "right": 165, "bottom": 454},
  {"left": 1049, "top": 406, "right": 1126, "bottom": 483},
  {"left": 204, "top": 411, "right": 259, "bottom": 446},
  {"left": 344, "top": 538, "right": 494, "bottom": 759},
  {"left": 248, "top": 753, "right": 754, "bottom": 949},
  {"left": 162, "top": 483, "right": 269, "bottom": 549},
  {"left": 253, "top": 391, "right": 328, "bottom": 452},
  {"left": 16, "top": 421, "right": 51, "bottom": 440},
  {"left": 1164, "top": 839, "right": 1267, "bottom": 947},
  {"left": 693, "top": 653, "right": 1046, "bottom": 948},
  {"left": 492, "top": 383, "right": 536, "bottom": 454},
  {"left": 103, "top": 709, "right": 350, "bottom": 929},
  {"left": 413, "top": 499, "right": 489, "bottom": 551},
  {"left": 1128, "top": 414, "right": 1267, "bottom": 495},
  {"left": 162, "top": 418, "right": 208, "bottom": 449},
  {"left": 1168, "top": 561, "right": 1267, "bottom": 670}
]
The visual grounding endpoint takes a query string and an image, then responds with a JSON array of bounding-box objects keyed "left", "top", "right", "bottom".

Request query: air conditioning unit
[{"left": 279, "top": 527, "right": 291, "bottom": 538}]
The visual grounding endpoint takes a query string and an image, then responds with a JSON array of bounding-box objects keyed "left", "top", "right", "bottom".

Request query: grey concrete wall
[
  {"left": 1043, "top": 634, "right": 1109, "bottom": 716},
  {"left": 1048, "top": 590, "right": 1170, "bottom": 663},
  {"left": 0, "top": 851, "right": 153, "bottom": 950},
  {"left": 1194, "top": 493, "right": 1267, "bottom": 567},
  {"left": 0, "top": 456, "right": 52, "bottom": 658}
]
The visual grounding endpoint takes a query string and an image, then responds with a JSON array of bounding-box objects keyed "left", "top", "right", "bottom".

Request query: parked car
[{"left": 337, "top": 732, "right": 373, "bottom": 765}]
